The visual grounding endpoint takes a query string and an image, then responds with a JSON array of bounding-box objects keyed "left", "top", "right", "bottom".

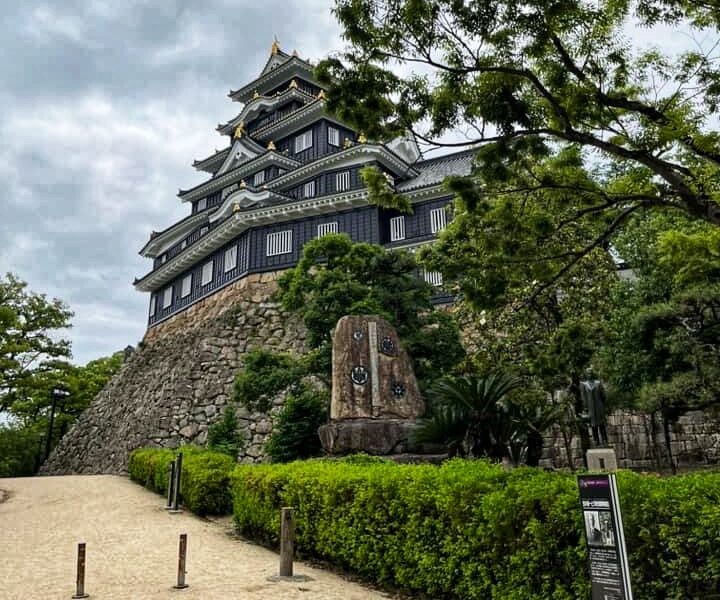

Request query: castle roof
[
  {"left": 228, "top": 46, "right": 317, "bottom": 104},
  {"left": 398, "top": 149, "right": 476, "bottom": 192}
]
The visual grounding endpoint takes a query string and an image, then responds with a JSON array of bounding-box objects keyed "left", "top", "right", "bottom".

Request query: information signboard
[{"left": 578, "top": 474, "right": 633, "bottom": 600}]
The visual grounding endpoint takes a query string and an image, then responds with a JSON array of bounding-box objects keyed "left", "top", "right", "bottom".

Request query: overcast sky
[
  {"left": 0, "top": 2, "right": 712, "bottom": 366},
  {"left": 0, "top": 0, "right": 344, "bottom": 365}
]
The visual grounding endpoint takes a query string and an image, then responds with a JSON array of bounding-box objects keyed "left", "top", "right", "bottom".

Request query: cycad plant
[{"left": 417, "top": 373, "right": 554, "bottom": 464}]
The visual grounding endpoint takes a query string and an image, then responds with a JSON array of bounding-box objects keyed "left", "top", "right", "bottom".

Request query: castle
[{"left": 134, "top": 41, "right": 474, "bottom": 327}]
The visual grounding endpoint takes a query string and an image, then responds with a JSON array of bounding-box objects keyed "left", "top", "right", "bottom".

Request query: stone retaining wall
[
  {"left": 541, "top": 409, "right": 720, "bottom": 470},
  {"left": 42, "top": 269, "right": 720, "bottom": 474},
  {"left": 41, "top": 272, "right": 308, "bottom": 475}
]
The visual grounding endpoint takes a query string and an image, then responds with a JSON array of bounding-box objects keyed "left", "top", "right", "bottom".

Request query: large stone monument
[{"left": 318, "top": 315, "right": 427, "bottom": 455}]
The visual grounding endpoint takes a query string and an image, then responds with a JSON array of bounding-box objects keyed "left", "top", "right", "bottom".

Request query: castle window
[
  {"left": 266, "top": 230, "right": 293, "bottom": 256},
  {"left": 303, "top": 180, "right": 315, "bottom": 198},
  {"left": 253, "top": 170, "right": 265, "bottom": 186},
  {"left": 317, "top": 222, "right": 338, "bottom": 238},
  {"left": 180, "top": 239, "right": 187, "bottom": 250},
  {"left": 336, "top": 170, "right": 350, "bottom": 191},
  {"left": 390, "top": 216, "right": 405, "bottom": 242},
  {"left": 295, "top": 130, "right": 313, "bottom": 153},
  {"left": 201, "top": 260, "right": 214, "bottom": 286},
  {"left": 197, "top": 197, "right": 207, "bottom": 211},
  {"left": 200, "top": 226, "right": 209, "bottom": 236},
  {"left": 149, "top": 295, "right": 156, "bottom": 316},
  {"left": 423, "top": 270, "right": 443, "bottom": 287},
  {"left": 162, "top": 286, "right": 173, "bottom": 309},
  {"left": 224, "top": 245, "right": 238, "bottom": 272},
  {"left": 328, "top": 126, "right": 340, "bottom": 146},
  {"left": 160, "top": 254, "right": 167, "bottom": 264},
  {"left": 430, "top": 207, "right": 447, "bottom": 233},
  {"left": 181, "top": 274, "right": 192, "bottom": 298}
]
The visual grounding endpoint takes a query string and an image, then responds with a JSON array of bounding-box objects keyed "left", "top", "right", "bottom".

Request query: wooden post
[
  {"left": 165, "top": 461, "right": 175, "bottom": 510},
  {"left": 173, "top": 533, "right": 189, "bottom": 589},
  {"left": 279, "top": 507, "right": 294, "bottom": 577},
  {"left": 171, "top": 453, "right": 183, "bottom": 512},
  {"left": 72, "top": 542, "right": 89, "bottom": 598}
]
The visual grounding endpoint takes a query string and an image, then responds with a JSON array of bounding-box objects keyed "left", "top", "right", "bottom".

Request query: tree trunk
[
  {"left": 662, "top": 410, "right": 677, "bottom": 474},
  {"left": 526, "top": 430, "right": 544, "bottom": 467}
]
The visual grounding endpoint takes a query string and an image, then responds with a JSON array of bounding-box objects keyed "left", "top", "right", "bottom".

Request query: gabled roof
[
  {"left": 259, "top": 44, "right": 293, "bottom": 76},
  {"left": 229, "top": 55, "right": 317, "bottom": 104},
  {"left": 216, "top": 87, "right": 317, "bottom": 136},
  {"left": 193, "top": 147, "right": 231, "bottom": 174}
]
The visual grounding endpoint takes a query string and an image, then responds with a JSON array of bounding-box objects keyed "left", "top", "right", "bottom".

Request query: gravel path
[{"left": 0, "top": 475, "right": 393, "bottom": 600}]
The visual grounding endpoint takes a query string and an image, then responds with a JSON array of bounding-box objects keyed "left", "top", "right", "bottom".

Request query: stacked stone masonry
[
  {"left": 541, "top": 410, "right": 720, "bottom": 470},
  {"left": 43, "top": 271, "right": 720, "bottom": 474},
  {"left": 42, "top": 272, "right": 308, "bottom": 475}
]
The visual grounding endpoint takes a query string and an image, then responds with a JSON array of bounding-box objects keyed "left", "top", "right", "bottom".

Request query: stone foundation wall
[
  {"left": 41, "top": 272, "right": 308, "bottom": 475},
  {"left": 42, "top": 268, "right": 720, "bottom": 474},
  {"left": 541, "top": 409, "right": 720, "bottom": 470}
]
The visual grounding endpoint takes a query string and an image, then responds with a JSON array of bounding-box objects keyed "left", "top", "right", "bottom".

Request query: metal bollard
[
  {"left": 279, "top": 507, "right": 295, "bottom": 577},
  {"left": 173, "top": 533, "right": 189, "bottom": 589},
  {"left": 72, "top": 542, "right": 89, "bottom": 598},
  {"left": 171, "top": 453, "right": 183, "bottom": 512},
  {"left": 165, "top": 461, "right": 176, "bottom": 510}
]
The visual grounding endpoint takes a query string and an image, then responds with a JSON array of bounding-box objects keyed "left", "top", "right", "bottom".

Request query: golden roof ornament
[
  {"left": 233, "top": 121, "right": 246, "bottom": 139},
  {"left": 317, "top": 89, "right": 326, "bottom": 100},
  {"left": 343, "top": 137, "right": 353, "bottom": 149},
  {"left": 253, "top": 90, "right": 260, "bottom": 99},
  {"left": 289, "top": 79, "right": 298, "bottom": 90},
  {"left": 271, "top": 37, "right": 280, "bottom": 55},
  {"left": 239, "top": 179, "right": 247, "bottom": 188},
  {"left": 267, "top": 140, "right": 276, "bottom": 151},
  {"left": 358, "top": 132, "right": 368, "bottom": 144},
  {"left": 232, "top": 202, "right": 241, "bottom": 213}
]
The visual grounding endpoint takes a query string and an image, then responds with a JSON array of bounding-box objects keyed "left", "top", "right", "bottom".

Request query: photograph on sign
[{"left": 584, "top": 510, "right": 616, "bottom": 547}]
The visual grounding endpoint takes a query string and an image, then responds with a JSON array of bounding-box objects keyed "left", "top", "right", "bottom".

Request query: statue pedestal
[{"left": 319, "top": 419, "right": 427, "bottom": 456}]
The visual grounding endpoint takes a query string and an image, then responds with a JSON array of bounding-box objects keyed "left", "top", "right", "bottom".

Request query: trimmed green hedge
[
  {"left": 129, "top": 448, "right": 720, "bottom": 599},
  {"left": 128, "top": 446, "right": 235, "bottom": 515},
  {"left": 230, "top": 459, "right": 720, "bottom": 600}
]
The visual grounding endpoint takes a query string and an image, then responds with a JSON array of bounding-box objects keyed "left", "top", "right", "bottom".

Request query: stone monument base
[{"left": 319, "top": 419, "right": 433, "bottom": 456}]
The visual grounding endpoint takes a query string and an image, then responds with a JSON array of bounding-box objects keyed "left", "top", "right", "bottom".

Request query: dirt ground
[{"left": 0, "top": 475, "right": 393, "bottom": 600}]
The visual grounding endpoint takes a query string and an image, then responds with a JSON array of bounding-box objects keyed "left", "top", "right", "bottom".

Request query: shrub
[
  {"left": 207, "top": 405, "right": 245, "bottom": 458},
  {"left": 128, "top": 447, "right": 174, "bottom": 492},
  {"left": 181, "top": 451, "right": 236, "bottom": 515},
  {"left": 230, "top": 460, "right": 720, "bottom": 600},
  {"left": 0, "top": 425, "right": 43, "bottom": 477},
  {"left": 264, "top": 384, "right": 328, "bottom": 463},
  {"left": 128, "top": 446, "right": 234, "bottom": 515},
  {"left": 233, "top": 349, "right": 308, "bottom": 412}
]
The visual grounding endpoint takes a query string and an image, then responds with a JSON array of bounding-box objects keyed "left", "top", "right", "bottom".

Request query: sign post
[{"left": 578, "top": 466, "right": 633, "bottom": 600}]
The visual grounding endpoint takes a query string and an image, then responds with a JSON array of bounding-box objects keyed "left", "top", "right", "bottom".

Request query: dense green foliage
[
  {"left": 320, "top": 0, "right": 720, "bottom": 242},
  {"left": 601, "top": 213, "right": 720, "bottom": 416},
  {"left": 230, "top": 458, "right": 720, "bottom": 600},
  {"left": 418, "top": 374, "right": 560, "bottom": 465},
  {"left": 277, "top": 233, "right": 465, "bottom": 385},
  {"left": 0, "top": 273, "right": 73, "bottom": 410},
  {"left": 316, "top": 0, "right": 720, "bottom": 450},
  {"left": 207, "top": 405, "right": 245, "bottom": 457},
  {"left": 264, "top": 384, "right": 329, "bottom": 463},
  {"left": 128, "top": 447, "right": 720, "bottom": 598},
  {"left": 0, "top": 349, "right": 124, "bottom": 477},
  {"left": 233, "top": 349, "right": 311, "bottom": 412},
  {"left": 0, "top": 424, "right": 43, "bottom": 477},
  {"left": 0, "top": 273, "right": 124, "bottom": 476},
  {"left": 128, "top": 446, "right": 235, "bottom": 515}
]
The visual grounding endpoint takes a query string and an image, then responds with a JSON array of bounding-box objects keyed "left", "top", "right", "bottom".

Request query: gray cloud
[{"left": 0, "top": 0, "right": 342, "bottom": 365}]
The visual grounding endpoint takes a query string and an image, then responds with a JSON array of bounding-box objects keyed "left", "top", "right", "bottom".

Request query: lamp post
[{"left": 45, "top": 387, "right": 70, "bottom": 461}]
